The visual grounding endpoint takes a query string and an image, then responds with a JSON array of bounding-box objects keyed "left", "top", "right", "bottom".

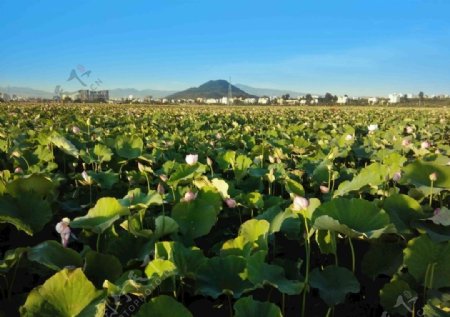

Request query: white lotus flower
[
  {"left": 72, "top": 126, "right": 80, "bottom": 134},
  {"left": 55, "top": 218, "right": 71, "bottom": 247},
  {"left": 368, "top": 124, "right": 378, "bottom": 132},
  {"left": 405, "top": 126, "right": 413, "bottom": 134},
  {"left": 185, "top": 154, "right": 198, "bottom": 165},
  {"left": 345, "top": 134, "right": 353, "bottom": 141},
  {"left": 320, "top": 185, "right": 330, "bottom": 194},
  {"left": 421, "top": 141, "right": 430, "bottom": 149},
  {"left": 182, "top": 190, "right": 197, "bottom": 202},
  {"left": 293, "top": 196, "right": 309, "bottom": 211}
]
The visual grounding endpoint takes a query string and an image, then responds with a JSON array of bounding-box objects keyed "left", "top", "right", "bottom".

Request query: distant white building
[
  {"left": 368, "top": 97, "right": 378, "bottom": 105},
  {"left": 205, "top": 98, "right": 219, "bottom": 104},
  {"left": 221, "top": 97, "right": 233, "bottom": 105},
  {"left": 337, "top": 96, "right": 349, "bottom": 104},
  {"left": 388, "top": 93, "right": 402, "bottom": 104},
  {"left": 258, "top": 97, "right": 270, "bottom": 105},
  {"left": 244, "top": 98, "right": 257, "bottom": 104}
]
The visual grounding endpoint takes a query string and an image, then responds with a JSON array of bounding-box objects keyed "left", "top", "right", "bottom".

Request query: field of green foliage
[{"left": 0, "top": 104, "right": 449, "bottom": 317}]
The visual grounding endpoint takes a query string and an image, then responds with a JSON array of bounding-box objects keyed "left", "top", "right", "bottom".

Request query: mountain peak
[{"left": 167, "top": 80, "right": 255, "bottom": 99}]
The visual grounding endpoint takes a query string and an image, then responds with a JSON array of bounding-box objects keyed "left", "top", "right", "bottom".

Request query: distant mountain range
[
  {"left": 0, "top": 82, "right": 306, "bottom": 99},
  {"left": 234, "top": 84, "right": 306, "bottom": 98},
  {"left": 166, "top": 80, "right": 255, "bottom": 99}
]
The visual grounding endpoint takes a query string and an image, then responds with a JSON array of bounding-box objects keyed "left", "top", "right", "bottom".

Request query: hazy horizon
[{"left": 1, "top": 0, "right": 450, "bottom": 96}]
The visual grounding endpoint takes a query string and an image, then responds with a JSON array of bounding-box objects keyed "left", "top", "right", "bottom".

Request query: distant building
[
  {"left": 368, "top": 97, "right": 378, "bottom": 105},
  {"left": 388, "top": 93, "right": 402, "bottom": 104},
  {"left": 244, "top": 98, "right": 256, "bottom": 104},
  {"left": 337, "top": 96, "right": 349, "bottom": 104},
  {"left": 78, "top": 90, "right": 90, "bottom": 102},
  {"left": 205, "top": 98, "right": 219, "bottom": 104},
  {"left": 258, "top": 97, "right": 270, "bottom": 105},
  {"left": 77, "top": 89, "right": 109, "bottom": 102}
]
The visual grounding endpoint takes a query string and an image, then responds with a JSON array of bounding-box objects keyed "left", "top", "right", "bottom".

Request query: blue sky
[{"left": 1, "top": 0, "right": 449, "bottom": 96}]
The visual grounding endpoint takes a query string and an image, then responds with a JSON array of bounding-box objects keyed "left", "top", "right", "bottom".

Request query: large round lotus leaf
[
  {"left": 167, "top": 163, "right": 207, "bottom": 187},
  {"left": 120, "top": 188, "right": 163, "bottom": 209},
  {"left": 247, "top": 251, "right": 304, "bottom": 295},
  {"left": 88, "top": 171, "right": 119, "bottom": 190},
  {"left": 361, "top": 242, "right": 403, "bottom": 279},
  {"left": 71, "top": 197, "right": 130, "bottom": 234},
  {"left": 114, "top": 135, "right": 143, "bottom": 160},
  {"left": 154, "top": 241, "right": 206, "bottom": 278},
  {"left": 154, "top": 216, "right": 179, "bottom": 239},
  {"left": 382, "top": 194, "right": 426, "bottom": 234},
  {"left": 20, "top": 268, "right": 104, "bottom": 317},
  {"left": 401, "top": 160, "right": 450, "bottom": 189},
  {"left": 84, "top": 251, "right": 123, "bottom": 288},
  {"left": 0, "top": 174, "right": 55, "bottom": 235},
  {"left": 413, "top": 219, "right": 450, "bottom": 243},
  {"left": 171, "top": 195, "right": 218, "bottom": 240},
  {"left": 221, "top": 219, "right": 270, "bottom": 257},
  {"left": 144, "top": 258, "right": 177, "bottom": 281},
  {"left": 135, "top": 295, "right": 193, "bottom": 317},
  {"left": 27, "top": 240, "right": 83, "bottom": 271},
  {"left": 50, "top": 133, "right": 79, "bottom": 158},
  {"left": 333, "top": 163, "right": 389, "bottom": 197},
  {"left": 234, "top": 296, "right": 283, "bottom": 317},
  {"left": 93, "top": 144, "right": 113, "bottom": 162},
  {"left": 234, "top": 154, "right": 252, "bottom": 181},
  {"left": 284, "top": 178, "right": 305, "bottom": 197},
  {"left": 196, "top": 255, "right": 254, "bottom": 298},
  {"left": 309, "top": 266, "right": 360, "bottom": 306},
  {"left": 312, "top": 198, "right": 391, "bottom": 239},
  {"left": 380, "top": 279, "right": 417, "bottom": 315},
  {"left": 403, "top": 235, "right": 450, "bottom": 289}
]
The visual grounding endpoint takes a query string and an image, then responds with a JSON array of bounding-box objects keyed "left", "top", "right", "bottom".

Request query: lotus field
[{"left": 1, "top": 103, "right": 450, "bottom": 317}]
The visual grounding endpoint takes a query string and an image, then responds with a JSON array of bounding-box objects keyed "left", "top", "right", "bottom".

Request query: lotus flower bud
[
  {"left": 55, "top": 218, "right": 71, "bottom": 247},
  {"left": 393, "top": 171, "right": 402, "bottom": 182},
  {"left": 182, "top": 190, "right": 197, "bottom": 202},
  {"left": 405, "top": 126, "right": 413, "bottom": 134},
  {"left": 345, "top": 134, "right": 353, "bottom": 141},
  {"left": 72, "top": 126, "right": 80, "bottom": 134},
  {"left": 14, "top": 167, "right": 23, "bottom": 174},
  {"left": 216, "top": 133, "right": 222, "bottom": 139},
  {"left": 421, "top": 141, "right": 430, "bottom": 149},
  {"left": 293, "top": 196, "right": 309, "bottom": 211},
  {"left": 320, "top": 185, "right": 330, "bottom": 194},
  {"left": 206, "top": 157, "right": 213, "bottom": 166},
  {"left": 268, "top": 155, "right": 275, "bottom": 163},
  {"left": 159, "top": 174, "right": 168, "bottom": 182},
  {"left": 81, "top": 171, "right": 90, "bottom": 182},
  {"left": 11, "top": 151, "right": 21, "bottom": 158},
  {"left": 137, "top": 162, "right": 145, "bottom": 173},
  {"left": 157, "top": 182, "right": 165, "bottom": 195},
  {"left": 429, "top": 172, "right": 437, "bottom": 182},
  {"left": 185, "top": 154, "right": 198, "bottom": 165},
  {"left": 225, "top": 198, "right": 237, "bottom": 208},
  {"left": 402, "top": 139, "right": 411, "bottom": 147}
]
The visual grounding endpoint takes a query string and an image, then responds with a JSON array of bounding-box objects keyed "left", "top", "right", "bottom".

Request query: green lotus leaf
[
  {"left": 284, "top": 178, "right": 305, "bottom": 197},
  {"left": 0, "top": 174, "right": 55, "bottom": 235},
  {"left": 167, "top": 163, "right": 207, "bottom": 187},
  {"left": 50, "top": 133, "right": 79, "bottom": 158},
  {"left": 234, "top": 296, "right": 283, "bottom": 317},
  {"left": 171, "top": 189, "right": 219, "bottom": 240},
  {"left": 382, "top": 194, "right": 426, "bottom": 234},
  {"left": 334, "top": 163, "right": 389, "bottom": 197},
  {"left": 315, "top": 230, "right": 337, "bottom": 255},
  {"left": 144, "top": 258, "right": 177, "bottom": 284},
  {"left": 154, "top": 215, "right": 179, "bottom": 239},
  {"left": 20, "top": 268, "right": 104, "bottom": 317},
  {"left": 247, "top": 251, "right": 304, "bottom": 295},
  {"left": 71, "top": 197, "right": 130, "bottom": 234},
  {"left": 93, "top": 144, "right": 113, "bottom": 162},
  {"left": 27, "top": 240, "right": 83, "bottom": 271},
  {"left": 84, "top": 251, "right": 123, "bottom": 288},
  {"left": 234, "top": 154, "right": 252, "bottom": 181},
  {"left": 309, "top": 266, "right": 360, "bottom": 306},
  {"left": 0, "top": 247, "right": 28, "bottom": 273},
  {"left": 401, "top": 160, "right": 450, "bottom": 189},
  {"left": 216, "top": 150, "right": 236, "bottom": 169},
  {"left": 312, "top": 198, "right": 391, "bottom": 239},
  {"left": 403, "top": 235, "right": 450, "bottom": 289},
  {"left": 413, "top": 220, "right": 450, "bottom": 243},
  {"left": 380, "top": 279, "right": 417, "bottom": 316},
  {"left": 120, "top": 188, "right": 163, "bottom": 209},
  {"left": 196, "top": 255, "right": 254, "bottom": 298},
  {"left": 361, "top": 242, "right": 403, "bottom": 279},
  {"left": 154, "top": 241, "right": 206, "bottom": 278},
  {"left": 423, "top": 303, "right": 450, "bottom": 317},
  {"left": 88, "top": 170, "right": 119, "bottom": 190},
  {"left": 221, "top": 219, "right": 270, "bottom": 257},
  {"left": 135, "top": 295, "right": 193, "bottom": 317},
  {"left": 114, "top": 135, "right": 143, "bottom": 160},
  {"left": 211, "top": 178, "right": 229, "bottom": 198}
]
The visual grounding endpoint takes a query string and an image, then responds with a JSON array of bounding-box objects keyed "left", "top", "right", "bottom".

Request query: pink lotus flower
[
  {"left": 421, "top": 141, "right": 431, "bottom": 149},
  {"left": 14, "top": 167, "right": 23, "bottom": 174},
  {"left": 429, "top": 172, "right": 437, "bottom": 182},
  {"left": 402, "top": 139, "right": 411, "bottom": 147},
  {"left": 157, "top": 182, "right": 165, "bottom": 195},
  {"left": 185, "top": 154, "right": 198, "bottom": 165},
  {"left": 293, "top": 196, "right": 309, "bottom": 211},
  {"left": 159, "top": 174, "right": 168, "bottom": 182},
  {"left": 55, "top": 217, "right": 71, "bottom": 247},
  {"left": 393, "top": 171, "right": 401, "bottom": 182},
  {"left": 320, "top": 185, "right": 330, "bottom": 194},
  {"left": 72, "top": 126, "right": 81, "bottom": 134},
  {"left": 434, "top": 208, "right": 441, "bottom": 216},
  {"left": 182, "top": 190, "right": 197, "bottom": 202},
  {"left": 225, "top": 198, "right": 237, "bottom": 208}
]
